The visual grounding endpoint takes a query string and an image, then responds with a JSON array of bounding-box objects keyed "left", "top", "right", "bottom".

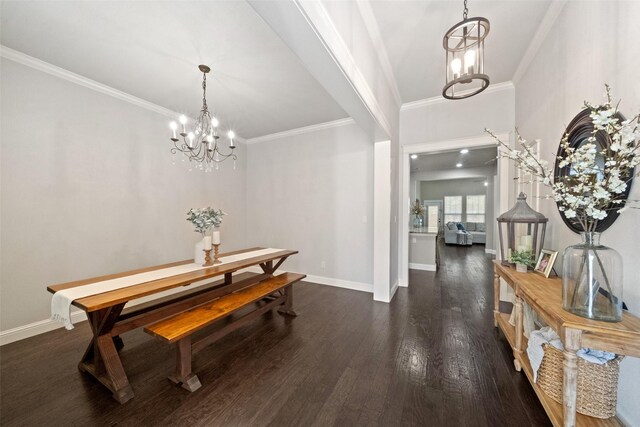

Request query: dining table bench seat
[{"left": 144, "top": 272, "right": 305, "bottom": 391}]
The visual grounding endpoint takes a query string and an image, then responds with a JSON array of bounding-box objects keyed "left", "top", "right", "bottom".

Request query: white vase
[
  {"left": 516, "top": 263, "right": 527, "bottom": 273},
  {"left": 194, "top": 238, "right": 205, "bottom": 264}
]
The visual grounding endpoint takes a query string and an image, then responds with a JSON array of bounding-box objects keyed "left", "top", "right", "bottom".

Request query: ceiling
[
  {"left": 1, "top": 1, "right": 552, "bottom": 138},
  {"left": 0, "top": 1, "right": 348, "bottom": 139},
  {"left": 370, "top": 0, "right": 552, "bottom": 102},
  {"left": 410, "top": 146, "right": 497, "bottom": 173}
]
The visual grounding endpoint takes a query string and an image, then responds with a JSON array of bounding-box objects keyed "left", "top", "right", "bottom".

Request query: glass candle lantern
[{"left": 497, "top": 192, "right": 548, "bottom": 265}]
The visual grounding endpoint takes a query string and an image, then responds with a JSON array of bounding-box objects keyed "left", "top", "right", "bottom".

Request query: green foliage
[
  {"left": 186, "top": 207, "right": 226, "bottom": 235},
  {"left": 509, "top": 250, "right": 535, "bottom": 267}
]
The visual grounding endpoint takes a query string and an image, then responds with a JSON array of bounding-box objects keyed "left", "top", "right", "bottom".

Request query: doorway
[
  {"left": 423, "top": 200, "right": 442, "bottom": 234},
  {"left": 399, "top": 133, "right": 511, "bottom": 289}
]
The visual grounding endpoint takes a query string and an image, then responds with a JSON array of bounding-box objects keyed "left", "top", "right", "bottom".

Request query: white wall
[
  {"left": 245, "top": 122, "right": 374, "bottom": 290},
  {"left": 515, "top": 1, "right": 640, "bottom": 423},
  {"left": 0, "top": 59, "right": 247, "bottom": 332},
  {"left": 400, "top": 86, "right": 515, "bottom": 146}
]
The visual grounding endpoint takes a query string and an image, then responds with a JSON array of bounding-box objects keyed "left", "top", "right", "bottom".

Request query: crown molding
[
  {"left": 0, "top": 45, "right": 247, "bottom": 144},
  {"left": 400, "top": 81, "right": 515, "bottom": 112},
  {"left": 355, "top": 0, "right": 403, "bottom": 107},
  {"left": 0, "top": 45, "right": 178, "bottom": 118},
  {"left": 245, "top": 117, "right": 354, "bottom": 144},
  {"left": 512, "top": 0, "right": 567, "bottom": 85}
]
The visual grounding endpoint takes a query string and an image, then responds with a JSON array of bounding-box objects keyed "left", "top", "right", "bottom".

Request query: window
[
  {"left": 466, "top": 195, "right": 486, "bottom": 224},
  {"left": 444, "top": 196, "right": 462, "bottom": 223}
]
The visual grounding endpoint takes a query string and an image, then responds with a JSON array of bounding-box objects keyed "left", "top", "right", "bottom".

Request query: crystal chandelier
[
  {"left": 169, "top": 65, "right": 237, "bottom": 171},
  {"left": 442, "top": 0, "right": 490, "bottom": 100}
]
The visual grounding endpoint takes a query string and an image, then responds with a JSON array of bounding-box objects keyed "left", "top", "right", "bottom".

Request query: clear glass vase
[
  {"left": 562, "top": 232, "right": 622, "bottom": 322},
  {"left": 413, "top": 215, "right": 423, "bottom": 228}
]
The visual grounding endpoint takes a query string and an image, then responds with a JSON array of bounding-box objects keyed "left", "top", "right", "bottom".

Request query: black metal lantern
[
  {"left": 497, "top": 193, "right": 548, "bottom": 265},
  {"left": 442, "top": 0, "right": 490, "bottom": 100}
]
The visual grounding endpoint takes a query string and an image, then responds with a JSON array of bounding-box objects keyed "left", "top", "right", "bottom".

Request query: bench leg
[
  {"left": 168, "top": 337, "right": 202, "bottom": 392},
  {"left": 277, "top": 285, "right": 297, "bottom": 317}
]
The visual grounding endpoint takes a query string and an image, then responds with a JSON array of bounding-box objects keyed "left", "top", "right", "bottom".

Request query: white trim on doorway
[{"left": 398, "top": 133, "right": 510, "bottom": 288}]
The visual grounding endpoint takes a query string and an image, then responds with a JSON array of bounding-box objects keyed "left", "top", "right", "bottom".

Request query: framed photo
[{"left": 534, "top": 249, "right": 558, "bottom": 278}]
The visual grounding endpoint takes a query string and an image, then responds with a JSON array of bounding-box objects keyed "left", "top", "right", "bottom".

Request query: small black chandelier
[
  {"left": 168, "top": 65, "right": 237, "bottom": 171},
  {"left": 442, "top": 0, "right": 490, "bottom": 100}
]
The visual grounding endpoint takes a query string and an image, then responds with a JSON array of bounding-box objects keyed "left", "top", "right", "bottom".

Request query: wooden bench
[{"left": 144, "top": 272, "right": 305, "bottom": 392}]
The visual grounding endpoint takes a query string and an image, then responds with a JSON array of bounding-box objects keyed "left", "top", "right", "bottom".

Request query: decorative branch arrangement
[
  {"left": 486, "top": 84, "right": 639, "bottom": 234},
  {"left": 411, "top": 199, "right": 426, "bottom": 216}
]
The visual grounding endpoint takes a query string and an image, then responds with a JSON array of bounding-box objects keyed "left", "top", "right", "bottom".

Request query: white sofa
[{"left": 444, "top": 222, "right": 487, "bottom": 245}]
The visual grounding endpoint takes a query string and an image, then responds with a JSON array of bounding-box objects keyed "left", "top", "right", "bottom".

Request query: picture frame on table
[{"left": 534, "top": 249, "right": 558, "bottom": 278}]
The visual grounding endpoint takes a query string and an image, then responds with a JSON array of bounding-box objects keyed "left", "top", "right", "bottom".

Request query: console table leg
[
  {"left": 513, "top": 295, "right": 524, "bottom": 371},
  {"left": 493, "top": 272, "right": 500, "bottom": 327},
  {"left": 562, "top": 328, "right": 582, "bottom": 427}
]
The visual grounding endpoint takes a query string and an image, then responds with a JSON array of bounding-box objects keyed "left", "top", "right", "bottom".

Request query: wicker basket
[{"left": 537, "top": 343, "right": 623, "bottom": 419}]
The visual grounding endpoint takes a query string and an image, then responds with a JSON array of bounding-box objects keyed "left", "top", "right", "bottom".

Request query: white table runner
[{"left": 51, "top": 248, "right": 284, "bottom": 330}]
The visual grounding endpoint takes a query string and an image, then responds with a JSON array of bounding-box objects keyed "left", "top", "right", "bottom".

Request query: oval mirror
[{"left": 554, "top": 109, "right": 633, "bottom": 233}]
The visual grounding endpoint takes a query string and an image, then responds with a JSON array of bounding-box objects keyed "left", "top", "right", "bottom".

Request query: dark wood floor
[{"left": 1, "top": 244, "right": 549, "bottom": 426}]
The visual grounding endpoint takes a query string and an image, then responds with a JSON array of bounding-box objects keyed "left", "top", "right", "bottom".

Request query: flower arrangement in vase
[
  {"left": 411, "top": 199, "right": 426, "bottom": 228},
  {"left": 187, "top": 207, "right": 226, "bottom": 264},
  {"left": 486, "top": 84, "right": 639, "bottom": 321}
]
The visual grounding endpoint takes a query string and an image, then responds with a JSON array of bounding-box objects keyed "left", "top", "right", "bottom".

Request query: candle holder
[
  {"left": 213, "top": 243, "right": 222, "bottom": 264},
  {"left": 202, "top": 248, "right": 213, "bottom": 267}
]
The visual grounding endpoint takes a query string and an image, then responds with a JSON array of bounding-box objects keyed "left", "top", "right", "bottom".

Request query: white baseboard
[
  {"left": 485, "top": 248, "right": 497, "bottom": 254},
  {"left": 409, "top": 262, "right": 437, "bottom": 271},
  {"left": 390, "top": 279, "right": 399, "bottom": 300},
  {"left": 0, "top": 310, "right": 87, "bottom": 346},
  {"left": 1, "top": 268, "right": 373, "bottom": 346},
  {"left": 242, "top": 267, "right": 373, "bottom": 293}
]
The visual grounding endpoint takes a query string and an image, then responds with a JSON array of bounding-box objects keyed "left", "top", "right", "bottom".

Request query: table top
[
  {"left": 48, "top": 247, "right": 297, "bottom": 312},
  {"left": 493, "top": 260, "right": 640, "bottom": 357}
]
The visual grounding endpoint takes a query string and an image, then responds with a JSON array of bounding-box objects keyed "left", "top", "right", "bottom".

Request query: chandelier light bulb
[
  {"left": 211, "top": 117, "right": 219, "bottom": 128},
  {"left": 179, "top": 115, "right": 187, "bottom": 125},
  {"left": 450, "top": 58, "right": 461, "bottom": 78},
  {"left": 460, "top": 148, "right": 469, "bottom": 154},
  {"left": 411, "top": 154, "right": 418, "bottom": 159},
  {"left": 464, "top": 49, "right": 476, "bottom": 74},
  {"left": 456, "top": 163, "right": 463, "bottom": 168},
  {"left": 169, "top": 121, "right": 178, "bottom": 140},
  {"left": 206, "top": 134, "right": 214, "bottom": 143},
  {"left": 228, "top": 130, "right": 235, "bottom": 140},
  {"left": 187, "top": 132, "right": 195, "bottom": 149}
]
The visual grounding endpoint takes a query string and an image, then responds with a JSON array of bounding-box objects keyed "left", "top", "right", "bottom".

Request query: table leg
[
  {"left": 78, "top": 304, "right": 134, "bottom": 404},
  {"left": 277, "top": 285, "right": 297, "bottom": 316},
  {"left": 513, "top": 295, "right": 524, "bottom": 372},
  {"left": 562, "top": 328, "right": 582, "bottom": 427},
  {"left": 493, "top": 271, "right": 500, "bottom": 327}
]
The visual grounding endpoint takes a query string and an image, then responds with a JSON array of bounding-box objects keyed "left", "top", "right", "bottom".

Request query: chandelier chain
[
  {"left": 463, "top": 0, "right": 468, "bottom": 19},
  {"left": 202, "top": 73, "right": 208, "bottom": 111}
]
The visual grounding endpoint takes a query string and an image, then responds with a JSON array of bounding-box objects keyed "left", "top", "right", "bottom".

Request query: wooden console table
[{"left": 493, "top": 260, "right": 640, "bottom": 427}]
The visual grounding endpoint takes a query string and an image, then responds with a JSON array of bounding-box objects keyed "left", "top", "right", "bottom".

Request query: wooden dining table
[{"left": 47, "top": 247, "right": 298, "bottom": 403}]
